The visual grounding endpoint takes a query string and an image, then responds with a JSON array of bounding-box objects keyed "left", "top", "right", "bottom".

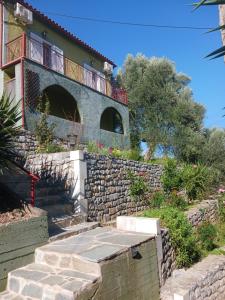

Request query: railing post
[
  {"left": 22, "top": 32, "right": 26, "bottom": 58},
  {"left": 31, "top": 178, "right": 35, "bottom": 207}
]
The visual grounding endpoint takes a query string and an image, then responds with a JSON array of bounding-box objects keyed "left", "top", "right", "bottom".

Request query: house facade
[{"left": 0, "top": 0, "right": 130, "bottom": 148}]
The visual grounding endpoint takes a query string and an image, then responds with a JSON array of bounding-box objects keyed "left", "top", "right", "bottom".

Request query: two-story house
[{"left": 0, "top": 0, "right": 130, "bottom": 148}]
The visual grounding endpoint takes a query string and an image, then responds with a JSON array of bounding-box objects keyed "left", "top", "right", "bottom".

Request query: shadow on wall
[{"left": 25, "top": 156, "right": 80, "bottom": 212}]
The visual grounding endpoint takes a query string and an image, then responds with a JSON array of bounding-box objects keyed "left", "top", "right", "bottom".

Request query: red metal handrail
[{"left": 13, "top": 161, "right": 40, "bottom": 207}]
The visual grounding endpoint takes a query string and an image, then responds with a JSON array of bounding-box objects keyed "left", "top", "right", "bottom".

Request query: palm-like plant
[
  {"left": 193, "top": 0, "right": 225, "bottom": 58},
  {"left": 0, "top": 93, "right": 21, "bottom": 173}
]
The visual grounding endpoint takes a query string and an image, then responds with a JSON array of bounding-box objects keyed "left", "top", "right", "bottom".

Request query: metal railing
[{"left": 4, "top": 33, "right": 128, "bottom": 105}]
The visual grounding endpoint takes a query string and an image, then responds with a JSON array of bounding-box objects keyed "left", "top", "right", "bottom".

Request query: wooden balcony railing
[
  {"left": 4, "top": 34, "right": 128, "bottom": 105},
  {"left": 5, "top": 36, "right": 23, "bottom": 64}
]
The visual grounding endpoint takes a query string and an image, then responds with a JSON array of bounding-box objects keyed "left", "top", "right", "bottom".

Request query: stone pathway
[{"left": 0, "top": 227, "right": 156, "bottom": 300}]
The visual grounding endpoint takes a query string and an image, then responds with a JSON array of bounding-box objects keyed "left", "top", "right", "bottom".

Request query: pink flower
[{"left": 218, "top": 188, "right": 225, "bottom": 194}]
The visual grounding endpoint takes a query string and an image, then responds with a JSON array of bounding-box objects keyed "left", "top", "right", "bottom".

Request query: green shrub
[
  {"left": 143, "top": 207, "right": 201, "bottom": 267},
  {"left": 218, "top": 195, "right": 225, "bottom": 222},
  {"left": 127, "top": 170, "right": 148, "bottom": 202},
  {"left": 163, "top": 159, "right": 214, "bottom": 202},
  {"left": 87, "top": 142, "right": 100, "bottom": 153},
  {"left": 35, "top": 95, "right": 55, "bottom": 149},
  {"left": 112, "top": 148, "right": 141, "bottom": 161},
  {"left": 150, "top": 191, "right": 166, "bottom": 208},
  {"left": 197, "top": 222, "right": 217, "bottom": 251},
  {"left": 44, "top": 144, "right": 65, "bottom": 153},
  {"left": 181, "top": 164, "right": 211, "bottom": 200},
  {"left": 162, "top": 159, "right": 183, "bottom": 193},
  {"left": 167, "top": 192, "right": 188, "bottom": 210}
]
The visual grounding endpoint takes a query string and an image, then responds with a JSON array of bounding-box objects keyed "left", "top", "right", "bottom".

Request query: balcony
[{"left": 4, "top": 34, "right": 128, "bottom": 105}]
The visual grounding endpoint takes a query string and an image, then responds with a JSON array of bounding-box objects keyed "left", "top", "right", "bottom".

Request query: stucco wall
[
  {"left": 24, "top": 60, "right": 130, "bottom": 149},
  {"left": 0, "top": 208, "right": 48, "bottom": 292}
]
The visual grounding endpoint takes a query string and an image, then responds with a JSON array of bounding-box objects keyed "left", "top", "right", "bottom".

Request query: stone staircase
[
  {"left": 0, "top": 172, "right": 84, "bottom": 235},
  {"left": 0, "top": 226, "right": 159, "bottom": 300}
]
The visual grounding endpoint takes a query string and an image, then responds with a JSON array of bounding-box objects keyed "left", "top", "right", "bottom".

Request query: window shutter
[
  {"left": 29, "top": 33, "right": 43, "bottom": 64},
  {"left": 52, "top": 45, "right": 64, "bottom": 74}
]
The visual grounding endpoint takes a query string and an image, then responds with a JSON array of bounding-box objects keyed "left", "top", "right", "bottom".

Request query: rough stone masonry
[{"left": 84, "top": 152, "right": 163, "bottom": 222}]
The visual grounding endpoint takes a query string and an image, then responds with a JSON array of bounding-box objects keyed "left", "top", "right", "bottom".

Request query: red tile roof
[{"left": 17, "top": 0, "right": 116, "bottom": 67}]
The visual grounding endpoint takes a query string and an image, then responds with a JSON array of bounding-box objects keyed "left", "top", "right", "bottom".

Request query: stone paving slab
[
  {"left": 38, "top": 227, "right": 155, "bottom": 264},
  {"left": 8, "top": 263, "right": 100, "bottom": 299},
  {"left": 0, "top": 291, "right": 30, "bottom": 299},
  {"left": 49, "top": 222, "right": 99, "bottom": 242}
]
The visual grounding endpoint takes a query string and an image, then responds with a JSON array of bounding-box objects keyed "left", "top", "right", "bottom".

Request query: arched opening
[
  {"left": 100, "top": 107, "right": 124, "bottom": 134},
  {"left": 41, "top": 85, "right": 80, "bottom": 122}
]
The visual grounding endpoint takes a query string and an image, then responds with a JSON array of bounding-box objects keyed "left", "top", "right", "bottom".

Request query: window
[
  {"left": 29, "top": 33, "right": 64, "bottom": 74},
  {"left": 83, "top": 64, "right": 106, "bottom": 94}
]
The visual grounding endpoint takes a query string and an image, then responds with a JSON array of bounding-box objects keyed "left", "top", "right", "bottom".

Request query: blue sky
[{"left": 28, "top": 0, "right": 225, "bottom": 128}]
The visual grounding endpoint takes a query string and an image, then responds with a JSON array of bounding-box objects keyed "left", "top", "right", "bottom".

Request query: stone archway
[
  {"left": 100, "top": 107, "right": 124, "bottom": 134},
  {"left": 42, "top": 85, "right": 80, "bottom": 122}
]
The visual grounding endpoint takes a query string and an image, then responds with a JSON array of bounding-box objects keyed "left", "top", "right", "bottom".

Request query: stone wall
[
  {"left": 161, "top": 254, "right": 225, "bottom": 300},
  {"left": 186, "top": 199, "right": 218, "bottom": 227},
  {"left": 84, "top": 152, "right": 163, "bottom": 222},
  {"left": 14, "top": 130, "right": 74, "bottom": 157},
  {"left": 0, "top": 207, "right": 48, "bottom": 292},
  {"left": 14, "top": 130, "right": 38, "bottom": 157},
  {"left": 161, "top": 228, "right": 176, "bottom": 286},
  {"left": 160, "top": 199, "right": 219, "bottom": 286}
]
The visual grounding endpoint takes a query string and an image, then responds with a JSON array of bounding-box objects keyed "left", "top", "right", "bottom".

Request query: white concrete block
[
  {"left": 70, "top": 150, "right": 84, "bottom": 161},
  {"left": 117, "top": 216, "right": 160, "bottom": 235},
  {"left": 174, "top": 290, "right": 190, "bottom": 300}
]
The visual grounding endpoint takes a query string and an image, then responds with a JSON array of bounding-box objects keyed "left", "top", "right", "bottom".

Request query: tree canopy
[{"left": 118, "top": 54, "right": 205, "bottom": 159}]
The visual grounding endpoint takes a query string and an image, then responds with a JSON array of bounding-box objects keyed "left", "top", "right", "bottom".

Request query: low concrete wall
[{"left": 0, "top": 208, "right": 49, "bottom": 291}]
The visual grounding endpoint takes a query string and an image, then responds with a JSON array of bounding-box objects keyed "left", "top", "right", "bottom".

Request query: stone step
[
  {"left": 48, "top": 222, "right": 99, "bottom": 242},
  {"left": 0, "top": 290, "right": 28, "bottom": 299},
  {"left": 31, "top": 194, "right": 70, "bottom": 207},
  {"left": 7, "top": 263, "right": 100, "bottom": 300},
  {"left": 35, "top": 227, "right": 154, "bottom": 275},
  {"left": 35, "top": 186, "right": 67, "bottom": 197},
  {"left": 40, "top": 203, "right": 74, "bottom": 219}
]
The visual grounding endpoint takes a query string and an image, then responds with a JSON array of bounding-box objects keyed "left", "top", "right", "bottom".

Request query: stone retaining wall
[
  {"left": 186, "top": 199, "right": 218, "bottom": 227},
  {"left": 0, "top": 207, "right": 48, "bottom": 292},
  {"left": 160, "top": 199, "right": 219, "bottom": 286},
  {"left": 161, "top": 254, "right": 225, "bottom": 300},
  {"left": 161, "top": 228, "right": 176, "bottom": 286},
  {"left": 84, "top": 152, "right": 163, "bottom": 222},
  {"left": 14, "top": 130, "right": 74, "bottom": 157}
]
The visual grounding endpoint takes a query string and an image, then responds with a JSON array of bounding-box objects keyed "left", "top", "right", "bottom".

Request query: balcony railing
[
  {"left": 4, "top": 34, "right": 128, "bottom": 105},
  {"left": 5, "top": 36, "right": 23, "bottom": 64}
]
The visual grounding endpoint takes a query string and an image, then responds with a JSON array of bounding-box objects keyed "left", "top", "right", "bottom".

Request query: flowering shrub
[{"left": 87, "top": 142, "right": 141, "bottom": 161}]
